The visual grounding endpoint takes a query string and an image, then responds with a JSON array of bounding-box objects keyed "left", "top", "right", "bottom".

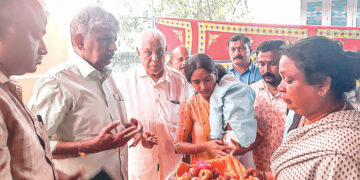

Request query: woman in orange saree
[{"left": 173, "top": 54, "right": 260, "bottom": 165}]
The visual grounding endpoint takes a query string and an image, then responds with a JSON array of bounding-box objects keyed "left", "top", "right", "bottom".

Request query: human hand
[
  {"left": 57, "top": 167, "right": 86, "bottom": 180},
  {"left": 243, "top": 168, "right": 263, "bottom": 180},
  {"left": 141, "top": 131, "right": 158, "bottom": 149},
  {"left": 127, "top": 118, "right": 144, "bottom": 147},
  {"left": 205, "top": 140, "right": 232, "bottom": 158},
  {"left": 229, "top": 139, "right": 249, "bottom": 156},
  {"left": 125, "top": 118, "right": 143, "bottom": 133},
  {"left": 94, "top": 121, "right": 137, "bottom": 151}
]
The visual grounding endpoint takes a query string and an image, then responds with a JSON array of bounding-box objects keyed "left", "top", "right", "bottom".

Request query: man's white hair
[
  {"left": 70, "top": 6, "right": 119, "bottom": 50},
  {"left": 136, "top": 29, "right": 166, "bottom": 50}
]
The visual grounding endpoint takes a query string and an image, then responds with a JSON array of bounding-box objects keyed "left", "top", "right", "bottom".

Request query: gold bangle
[{"left": 195, "top": 144, "right": 198, "bottom": 153}]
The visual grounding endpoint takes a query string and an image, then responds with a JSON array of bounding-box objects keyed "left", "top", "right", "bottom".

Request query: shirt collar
[
  {"left": 228, "top": 64, "right": 235, "bottom": 72},
  {"left": 248, "top": 62, "right": 256, "bottom": 72},
  {"left": 72, "top": 54, "right": 111, "bottom": 82},
  {"left": 0, "top": 65, "right": 10, "bottom": 84},
  {"left": 137, "top": 65, "right": 170, "bottom": 83},
  {"left": 0, "top": 66, "right": 22, "bottom": 100},
  {"left": 260, "top": 80, "right": 281, "bottom": 98},
  {"left": 258, "top": 80, "right": 267, "bottom": 91},
  {"left": 229, "top": 61, "right": 256, "bottom": 74}
]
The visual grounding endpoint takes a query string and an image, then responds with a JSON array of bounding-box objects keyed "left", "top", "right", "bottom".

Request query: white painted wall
[
  {"left": 301, "top": 0, "right": 360, "bottom": 26},
  {"left": 248, "top": 0, "right": 302, "bottom": 25}
]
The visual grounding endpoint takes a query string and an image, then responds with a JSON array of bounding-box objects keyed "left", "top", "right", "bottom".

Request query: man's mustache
[
  {"left": 233, "top": 54, "right": 244, "bottom": 60},
  {"left": 262, "top": 72, "right": 275, "bottom": 79}
]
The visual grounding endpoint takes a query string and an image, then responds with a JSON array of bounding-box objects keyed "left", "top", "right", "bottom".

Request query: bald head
[
  {"left": 0, "top": 0, "right": 48, "bottom": 75},
  {"left": 169, "top": 45, "right": 190, "bottom": 75}
]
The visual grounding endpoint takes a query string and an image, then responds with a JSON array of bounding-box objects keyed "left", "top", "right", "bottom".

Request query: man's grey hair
[
  {"left": 70, "top": 6, "right": 119, "bottom": 50},
  {"left": 136, "top": 29, "right": 166, "bottom": 50}
]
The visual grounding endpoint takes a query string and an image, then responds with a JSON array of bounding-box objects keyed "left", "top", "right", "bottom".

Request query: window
[
  {"left": 307, "top": 1, "right": 323, "bottom": 25},
  {"left": 331, "top": 0, "right": 348, "bottom": 26},
  {"left": 357, "top": 0, "right": 360, "bottom": 26}
]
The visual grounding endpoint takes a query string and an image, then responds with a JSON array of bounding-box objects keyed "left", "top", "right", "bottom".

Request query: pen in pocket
[{"left": 169, "top": 100, "right": 180, "bottom": 104}]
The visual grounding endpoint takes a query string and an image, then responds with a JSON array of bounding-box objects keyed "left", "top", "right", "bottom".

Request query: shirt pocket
[
  {"left": 166, "top": 101, "right": 180, "bottom": 138},
  {"left": 32, "top": 117, "right": 53, "bottom": 156},
  {"left": 108, "top": 93, "right": 127, "bottom": 124}
]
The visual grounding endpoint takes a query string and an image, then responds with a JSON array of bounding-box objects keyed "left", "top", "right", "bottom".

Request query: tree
[
  {"left": 96, "top": 0, "right": 251, "bottom": 71},
  {"left": 155, "top": 0, "right": 251, "bottom": 22}
]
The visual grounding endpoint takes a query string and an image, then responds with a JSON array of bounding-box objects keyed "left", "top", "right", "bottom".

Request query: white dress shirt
[
  {"left": 29, "top": 54, "right": 128, "bottom": 180},
  {"left": 116, "top": 65, "right": 191, "bottom": 180}
]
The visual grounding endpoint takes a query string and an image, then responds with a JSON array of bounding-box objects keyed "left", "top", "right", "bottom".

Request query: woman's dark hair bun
[{"left": 282, "top": 36, "right": 360, "bottom": 98}]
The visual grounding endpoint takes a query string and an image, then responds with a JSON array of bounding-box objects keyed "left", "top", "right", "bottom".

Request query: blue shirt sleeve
[{"left": 209, "top": 75, "right": 257, "bottom": 146}]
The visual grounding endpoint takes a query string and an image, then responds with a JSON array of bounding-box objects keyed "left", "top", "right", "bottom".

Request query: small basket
[{"left": 175, "top": 155, "right": 254, "bottom": 180}]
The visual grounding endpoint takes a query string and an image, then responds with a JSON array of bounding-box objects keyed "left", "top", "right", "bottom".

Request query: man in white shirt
[
  {"left": 29, "top": 6, "right": 142, "bottom": 180},
  {"left": 117, "top": 29, "right": 191, "bottom": 180}
]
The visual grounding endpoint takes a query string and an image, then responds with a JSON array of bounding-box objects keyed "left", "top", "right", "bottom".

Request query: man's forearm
[{"left": 52, "top": 139, "right": 99, "bottom": 159}]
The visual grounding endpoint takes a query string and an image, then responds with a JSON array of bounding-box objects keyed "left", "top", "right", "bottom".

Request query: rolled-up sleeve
[{"left": 28, "top": 76, "right": 72, "bottom": 151}]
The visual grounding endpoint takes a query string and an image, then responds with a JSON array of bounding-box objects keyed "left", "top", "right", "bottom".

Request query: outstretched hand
[
  {"left": 128, "top": 118, "right": 144, "bottom": 147},
  {"left": 94, "top": 121, "right": 137, "bottom": 151},
  {"left": 141, "top": 131, "right": 158, "bottom": 149}
]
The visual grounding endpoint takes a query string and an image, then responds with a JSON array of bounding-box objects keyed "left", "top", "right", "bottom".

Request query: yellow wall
[{"left": 17, "top": 14, "right": 68, "bottom": 105}]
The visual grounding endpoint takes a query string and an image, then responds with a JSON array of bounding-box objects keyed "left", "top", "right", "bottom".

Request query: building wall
[
  {"left": 15, "top": 14, "right": 68, "bottom": 105},
  {"left": 301, "top": 0, "right": 360, "bottom": 26}
]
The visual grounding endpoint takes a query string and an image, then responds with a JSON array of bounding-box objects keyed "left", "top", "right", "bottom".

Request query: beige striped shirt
[{"left": 0, "top": 69, "right": 56, "bottom": 180}]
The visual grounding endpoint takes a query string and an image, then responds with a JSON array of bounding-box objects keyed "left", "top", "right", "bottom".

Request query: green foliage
[
  {"left": 109, "top": 52, "right": 140, "bottom": 72},
  {"left": 97, "top": 0, "right": 250, "bottom": 71},
  {"left": 155, "top": 0, "right": 251, "bottom": 22}
]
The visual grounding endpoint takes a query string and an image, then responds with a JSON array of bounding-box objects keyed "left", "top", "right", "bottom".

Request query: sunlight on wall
[{"left": 248, "top": 0, "right": 301, "bottom": 25}]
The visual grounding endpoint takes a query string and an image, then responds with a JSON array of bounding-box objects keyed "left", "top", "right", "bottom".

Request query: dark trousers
[{"left": 91, "top": 170, "right": 112, "bottom": 180}]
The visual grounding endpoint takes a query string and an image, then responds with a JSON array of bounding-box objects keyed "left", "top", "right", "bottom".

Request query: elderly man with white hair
[
  {"left": 117, "top": 29, "right": 191, "bottom": 180},
  {"left": 29, "top": 6, "right": 143, "bottom": 180}
]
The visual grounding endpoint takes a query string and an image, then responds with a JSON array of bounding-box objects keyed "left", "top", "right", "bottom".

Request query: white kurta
[{"left": 116, "top": 65, "right": 191, "bottom": 180}]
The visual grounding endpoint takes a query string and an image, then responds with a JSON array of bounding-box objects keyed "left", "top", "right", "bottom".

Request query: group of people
[{"left": 0, "top": 1, "right": 359, "bottom": 180}]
